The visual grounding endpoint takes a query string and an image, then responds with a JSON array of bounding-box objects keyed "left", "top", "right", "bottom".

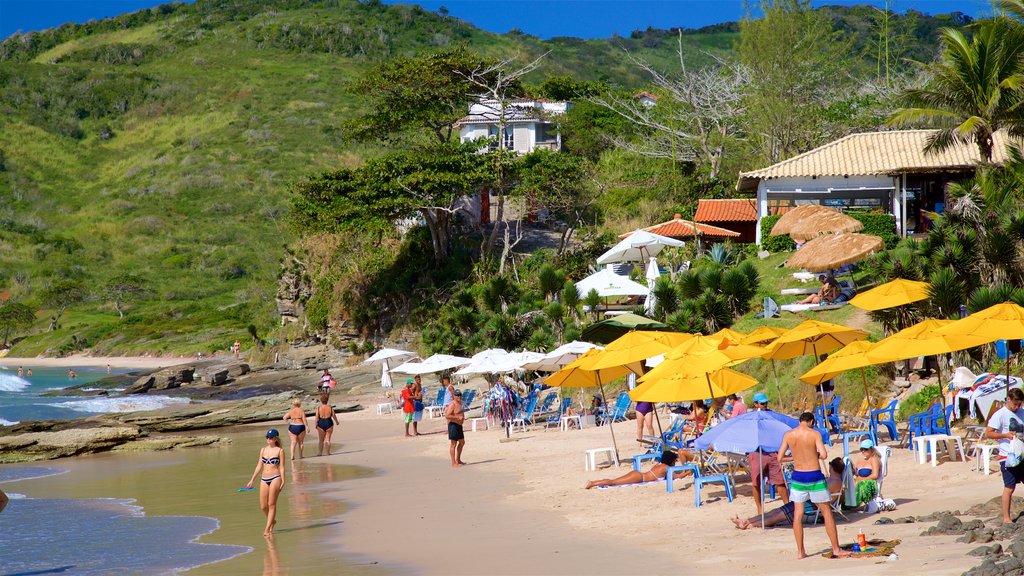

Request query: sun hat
[
  {"left": 860, "top": 439, "right": 875, "bottom": 450},
  {"left": 752, "top": 392, "right": 769, "bottom": 404},
  {"left": 266, "top": 429, "right": 280, "bottom": 438}
]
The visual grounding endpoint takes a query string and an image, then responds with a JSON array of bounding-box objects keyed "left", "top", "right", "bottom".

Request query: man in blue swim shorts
[{"left": 778, "top": 412, "right": 849, "bottom": 559}]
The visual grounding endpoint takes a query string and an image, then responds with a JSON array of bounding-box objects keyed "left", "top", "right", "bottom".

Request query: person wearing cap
[
  {"left": 400, "top": 379, "right": 416, "bottom": 437},
  {"left": 444, "top": 389, "right": 466, "bottom": 467},
  {"left": 986, "top": 387, "right": 1024, "bottom": 523},
  {"left": 853, "top": 438, "right": 881, "bottom": 505},
  {"left": 747, "top": 392, "right": 789, "bottom": 516},
  {"left": 245, "top": 429, "right": 286, "bottom": 536}
]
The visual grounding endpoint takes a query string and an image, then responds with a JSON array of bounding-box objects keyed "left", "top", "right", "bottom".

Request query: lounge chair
[
  {"left": 461, "top": 389, "right": 477, "bottom": 411},
  {"left": 510, "top": 394, "right": 539, "bottom": 432},
  {"left": 818, "top": 461, "right": 852, "bottom": 523},
  {"left": 601, "top": 392, "right": 631, "bottom": 425},
  {"left": 869, "top": 399, "right": 899, "bottom": 443},
  {"left": 543, "top": 397, "right": 573, "bottom": 430}
]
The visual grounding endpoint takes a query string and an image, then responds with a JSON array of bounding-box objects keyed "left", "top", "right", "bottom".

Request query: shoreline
[{"left": 0, "top": 355, "right": 199, "bottom": 369}]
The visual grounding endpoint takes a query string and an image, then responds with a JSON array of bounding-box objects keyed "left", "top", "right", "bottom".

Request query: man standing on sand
[
  {"left": 747, "top": 392, "right": 788, "bottom": 516},
  {"left": 444, "top": 389, "right": 466, "bottom": 467},
  {"left": 986, "top": 388, "right": 1024, "bottom": 523},
  {"left": 778, "top": 412, "right": 848, "bottom": 559},
  {"left": 400, "top": 379, "right": 415, "bottom": 437}
]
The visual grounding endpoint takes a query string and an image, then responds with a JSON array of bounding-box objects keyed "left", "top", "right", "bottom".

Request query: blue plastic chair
[
  {"left": 428, "top": 388, "right": 445, "bottom": 407},
  {"left": 929, "top": 404, "right": 955, "bottom": 436},
  {"left": 544, "top": 397, "right": 573, "bottom": 430},
  {"left": 633, "top": 452, "right": 661, "bottom": 471},
  {"left": 814, "top": 396, "right": 843, "bottom": 434},
  {"left": 694, "top": 473, "right": 734, "bottom": 507},
  {"left": 536, "top": 392, "right": 557, "bottom": 415},
  {"left": 870, "top": 399, "right": 899, "bottom": 442},
  {"left": 461, "top": 389, "right": 477, "bottom": 410},
  {"left": 603, "top": 393, "right": 631, "bottom": 424},
  {"left": 665, "top": 463, "right": 700, "bottom": 493},
  {"left": 907, "top": 404, "right": 941, "bottom": 450}
]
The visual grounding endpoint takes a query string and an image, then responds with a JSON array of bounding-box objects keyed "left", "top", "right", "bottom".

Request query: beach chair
[
  {"left": 602, "top": 392, "right": 631, "bottom": 425},
  {"left": 427, "top": 388, "right": 445, "bottom": 408},
  {"left": 461, "top": 389, "right": 477, "bottom": 411},
  {"left": 535, "top": 392, "right": 557, "bottom": 416},
  {"left": 876, "top": 445, "right": 892, "bottom": 499},
  {"left": 906, "top": 403, "right": 941, "bottom": 450},
  {"left": 930, "top": 404, "right": 955, "bottom": 436},
  {"left": 870, "top": 399, "right": 899, "bottom": 443},
  {"left": 815, "top": 462, "right": 851, "bottom": 523},
  {"left": 544, "top": 397, "right": 573, "bottom": 430},
  {"left": 510, "top": 394, "right": 539, "bottom": 432}
]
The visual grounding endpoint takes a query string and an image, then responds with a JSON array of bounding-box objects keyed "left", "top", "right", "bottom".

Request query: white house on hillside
[{"left": 457, "top": 99, "right": 571, "bottom": 154}]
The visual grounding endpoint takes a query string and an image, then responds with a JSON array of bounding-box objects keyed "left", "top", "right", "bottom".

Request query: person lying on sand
[
  {"left": 585, "top": 449, "right": 695, "bottom": 489},
  {"left": 732, "top": 458, "right": 844, "bottom": 530}
]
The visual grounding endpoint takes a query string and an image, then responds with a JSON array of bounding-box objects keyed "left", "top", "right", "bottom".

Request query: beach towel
[
  {"left": 819, "top": 539, "right": 900, "bottom": 559},
  {"left": 951, "top": 372, "right": 1024, "bottom": 419}
]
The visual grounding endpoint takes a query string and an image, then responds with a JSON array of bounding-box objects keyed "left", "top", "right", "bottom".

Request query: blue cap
[
  {"left": 266, "top": 429, "right": 279, "bottom": 438},
  {"left": 753, "top": 392, "right": 769, "bottom": 404},
  {"left": 860, "top": 439, "right": 875, "bottom": 450}
]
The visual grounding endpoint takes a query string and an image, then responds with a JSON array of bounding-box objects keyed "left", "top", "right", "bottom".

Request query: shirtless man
[
  {"left": 444, "top": 390, "right": 466, "bottom": 467},
  {"left": 778, "top": 412, "right": 849, "bottom": 559}
]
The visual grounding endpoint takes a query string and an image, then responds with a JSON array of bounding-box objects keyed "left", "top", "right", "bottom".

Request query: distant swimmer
[
  {"left": 246, "top": 429, "right": 285, "bottom": 536},
  {"left": 17, "top": 367, "right": 23, "bottom": 377},
  {"left": 106, "top": 364, "right": 111, "bottom": 374},
  {"left": 67, "top": 369, "right": 77, "bottom": 379},
  {"left": 26, "top": 369, "right": 32, "bottom": 377},
  {"left": 0, "top": 488, "right": 8, "bottom": 513}
]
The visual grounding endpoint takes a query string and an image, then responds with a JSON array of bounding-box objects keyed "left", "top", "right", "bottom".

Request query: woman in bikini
[
  {"left": 282, "top": 398, "right": 309, "bottom": 460},
  {"left": 584, "top": 450, "right": 696, "bottom": 489},
  {"left": 314, "top": 393, "right": 340, "bottom": 456},
  {"left": 246, "top": 429, "right": 286, "bottom": 536},
  {"left": 853, "top": 439, "right": 881, "bottom": 505},
  {"left": 682, "top": 400, "right": 709, "bottom": 435}
]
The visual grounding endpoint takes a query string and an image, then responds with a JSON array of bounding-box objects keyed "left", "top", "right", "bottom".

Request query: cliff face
[{"left": 276, "top": 257, "right": 312, "bottom": 327}]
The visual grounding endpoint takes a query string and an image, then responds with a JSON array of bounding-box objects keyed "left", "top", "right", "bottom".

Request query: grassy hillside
[{"left": 0, "top": 0, "right": 957, "bottom": 355}]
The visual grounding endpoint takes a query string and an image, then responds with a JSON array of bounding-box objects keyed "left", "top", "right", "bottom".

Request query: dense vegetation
[{"left": 0, "top": 0, "right": 969, "bottom": 355}]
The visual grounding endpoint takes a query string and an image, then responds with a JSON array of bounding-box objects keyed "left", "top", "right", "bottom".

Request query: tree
[
  {"left": 346, "top": 47, "right": 505, "bottom": 144},
  {"left": 737, "top": 0, "right": 853, "bottom": 164},
  {"left": 291, "top": 142, "right": 488, "bottom": 261},
  {"left": 41, "top": 280, "right": 86, "bottom": 332},
  {"left": 514, "top": 150, "right": 597, "bottom": 254},
  {"left": 0, "top": 301, "right": 35, "bottom": 347},
  {"left": 888, "top": 18, "right": 1024, "bottom": 163},
  {"left": 592, "top": 38, "right": 749, "bottom": 179},
  {"left": 104, "top": 274, "right": 150, "bottom": 318}
]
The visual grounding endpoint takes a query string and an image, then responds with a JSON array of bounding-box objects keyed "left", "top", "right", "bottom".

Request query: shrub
[
  {"left": 896, "top": 384, "right": 941, "bottom": 421},
  {"left": 848, "top": 212, "right": 898, "bottom": 249},
  {"left": 759, "top": 215, "right": 795, "bottom": 252}
]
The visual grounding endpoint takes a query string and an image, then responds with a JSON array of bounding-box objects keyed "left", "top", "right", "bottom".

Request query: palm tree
[{"left": 888, "top": 18, "right": 1024, "bottom": 163}]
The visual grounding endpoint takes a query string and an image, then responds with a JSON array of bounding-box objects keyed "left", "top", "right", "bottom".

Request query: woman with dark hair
[
  {"left": 585, "top": 450, "right": 696, "bottom": 489},
  {"left": 246, "top": 429, "right": 286, "bottom": 536},
  {"left": 731, "top": 458, "right": 845, "bottom": 530},
  {"left": 683, "top": 400, "right": 708, "bottom": 435},
  {"left": 314, "top": 393, "right": 340, "bottom": 456}
]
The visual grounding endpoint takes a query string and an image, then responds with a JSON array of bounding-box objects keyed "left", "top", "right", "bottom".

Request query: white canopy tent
[
  {"left": 596, "top": 230, "right": 685, "bottom": 265},
  {"left": 521, "top": 341, "right": 603, "bottom": 372},
  {"left": 361, "top": 348, "right": 418, "bottom": 388},
  {"left": 575, "top": 266, "right": 650, "bottom": 299},
  {"left": 392, "top": 354, "right": 471, "bottom": 375}
]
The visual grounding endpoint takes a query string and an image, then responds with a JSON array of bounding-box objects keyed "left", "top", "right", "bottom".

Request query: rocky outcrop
[
  {"left": 0, "top": 425, "right": 141, "bottom": 463},
  {"left": 277, "top": 257, "right": 311, "bottom": 325}
]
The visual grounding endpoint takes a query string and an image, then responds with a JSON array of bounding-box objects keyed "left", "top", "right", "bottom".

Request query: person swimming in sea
[
  {"left": 246, "top": 429, "right": 286, "bottom": 536},
  {"left": 282, "top": 398, "right": 308, "bottom": 460}
]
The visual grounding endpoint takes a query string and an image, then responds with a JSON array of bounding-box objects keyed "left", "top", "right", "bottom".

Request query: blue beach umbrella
[{"left": 695, "top": 410, "right": 799, "bottom": 528}]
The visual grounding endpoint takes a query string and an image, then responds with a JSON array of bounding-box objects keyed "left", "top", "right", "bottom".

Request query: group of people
[
  {"left": 281, "top": 394, "right": 341, "bottom": 460},
  {"left": 796, "top": 272, "right": 841, "bottom": 305},
  {"left": 398, "top": 375, "right": 466, "bottom": 467}
]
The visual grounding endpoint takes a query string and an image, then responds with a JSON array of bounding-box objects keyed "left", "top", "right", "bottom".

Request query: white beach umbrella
[
  {"left": 574, "top": 267, "right": 650, "bottom": 299},
  {"left": 362, "top": 348, "right": 418, "bottom": 388},
  {"left": 455, "top": 348, "right": 512, "bottom": 375},
  {"left": 596, "top": 230, "right": 685, "bottom": 265},
  {"left": 645, "top": 257, "right": 661, "bottom": 316},
  {"left": 521, "top": 341, "right": 603, "bottom": 372},
  {"left": 392, "top": 354, "right": 472, "bottom": 375}
]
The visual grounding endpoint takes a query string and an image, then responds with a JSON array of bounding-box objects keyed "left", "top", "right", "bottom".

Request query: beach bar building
[{"left": 737, "top": 130, "right": 1014, "bottom": 245}]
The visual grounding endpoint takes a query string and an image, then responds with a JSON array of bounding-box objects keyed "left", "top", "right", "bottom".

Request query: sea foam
[
  {"left": 0, "top": 418, "right": 19, "bottom": 426},
  {"left": 0, "top": 373, "right": 30, "bottom": 392},
  {"left": 51, "top": 395, "right": 192, "bottom": 414}
]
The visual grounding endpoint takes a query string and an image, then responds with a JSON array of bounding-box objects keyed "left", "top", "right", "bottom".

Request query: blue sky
[{"left": 0, "top": 0, "right": 994, "bottom": 40}]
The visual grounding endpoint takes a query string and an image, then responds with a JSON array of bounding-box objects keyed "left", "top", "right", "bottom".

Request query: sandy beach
[
  {"left": 0, "top": 355, "right": 198, "bottom": 369},
  {"left": 319, "top": 401, "right": 988, "bottom": 576}
]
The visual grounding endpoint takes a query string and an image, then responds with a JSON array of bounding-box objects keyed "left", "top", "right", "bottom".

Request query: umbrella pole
[
  {"left": 598, "top": 378, "right": 620, "bottom": 463},
  {"left": 770, "top": 360, "right": 784, "bottom": 409},
  {"left": 860, "top": 368, "right": 870, "bottom": 414}
]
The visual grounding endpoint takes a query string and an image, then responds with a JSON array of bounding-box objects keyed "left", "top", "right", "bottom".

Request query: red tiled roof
[
  {"left": 621, "top": 216, "right": 740, "bottom": 239},
  {"left": 635, "top": 91, "right": 659, "bottom": 100},
  {"left": 694, "top": 199, "right": 757, "bottom": 222}
]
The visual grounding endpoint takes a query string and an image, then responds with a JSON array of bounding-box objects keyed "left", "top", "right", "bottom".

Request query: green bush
[
  {"left": 848, "top": 212, "right": 898, "bottom": 249},
  {"left": 896, "top": 385, "right": 941, "bottom": 421},
  {"left": 759, "top": 215, "right": 795, "bottom": 252}
]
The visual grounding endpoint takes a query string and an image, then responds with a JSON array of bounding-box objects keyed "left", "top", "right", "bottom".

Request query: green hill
[{"left": 0, "top": 0, "right": 961, "bottom": 355}]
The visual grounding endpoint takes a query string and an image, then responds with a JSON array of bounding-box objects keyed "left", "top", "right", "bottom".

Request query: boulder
[
  {"left": 935, "top": 514, "right": 964, "bottom": 534},
  {"left": 228, "top": 363, "right": 250, "bottom": 378},
  {"left": 995, "top": 557, "right": 1023, "bottom": 575},
  {"left": 1007, "top": 539, "right": 1024, "bottom": 560},
  {"left": 209, "top": 370, "right": 229, "bottom": 386},
  {"left": 894, "top": 516, "right": 916, "bottom": 524},
  {"left": 875, "top": 517, "right": 895, "bottom": 525},
  {"left": 125, "top": 376, "right": 155, "bottom": 395},
  {"left": 964, "top": 519, "right": 986, "bottom": 531},
  {"left": 959, "top": 531, "right": 977, "bottom": 544},
  {"left": 0, "top": 425, "right": 141, "bottom": 463}
]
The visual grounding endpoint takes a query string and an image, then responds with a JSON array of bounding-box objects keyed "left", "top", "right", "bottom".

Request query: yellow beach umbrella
[
  {"left": 849, "top": 278, "right": 930, "bottom": 311},
  {"left": 664, "top": 333, "right": 731, "bottom": 359},
  {"left": 741, "top": 326, "right": 789, "bottom": 346},
  {"left": 591, "top": 330, "right": 693, "bottom": 372},
  {"left": 630, "top": 368, "right": 758, "bottom": 402},
  {"left": 932, "top": 302, "right": 1024, "bottom": 392},
  {"left": 800, "top": 340, "right": 881, "bottom": 408},
  {"left": 544, "top": 349, "right": 632, "bottom": 458},
  {"left": 641, "top": 343, "right": 766, "bottom": 384},
  {"left": 712, "top": 328, "right": 748, "bottom": 345},
  {"left": 764, "top": 319, "right": 869, "bottom": 408}
]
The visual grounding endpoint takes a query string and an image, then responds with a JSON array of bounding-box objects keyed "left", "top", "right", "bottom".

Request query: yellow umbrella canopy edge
[
  {"left": 740, "top": 326, "right": 789, "bottom": 346},
  {"left": 848, "top": 278, "right": 931, "bottom": 311},
  {"left": 590, "top": 331, "right": 694, "bottom": 371},
  {"left": 799, "top": 340, "right": 879, "bottom": 385},
  {"left": 630, "top": 368, "right": 758, "bottom": 403},
  {"left": 931, "top": 302, "right": 1024, "bottom": 343},
  {"left": 544, "top": 349, "right": 633, "bottom": 387},
  {"left": 762, "top": 320, "right": 869, "bottom": 361},
  {"left": 784, "top": 233, "right": 884, "bottom": 273},
  {"left": 641, "top": 343, "right": 766, "bottom": 384}
]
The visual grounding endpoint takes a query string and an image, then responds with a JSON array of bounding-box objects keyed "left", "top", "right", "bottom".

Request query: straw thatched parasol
[
  {"left": 769, "top": 204, "right": 835, "bottom": 236},
  {"left": 785, "top": 233, "right": 884, "bottom": 272},
  {"left": 787, "top": 210, "right": 864, "bottom": 242}
]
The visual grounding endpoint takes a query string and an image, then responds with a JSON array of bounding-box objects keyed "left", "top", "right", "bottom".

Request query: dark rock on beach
[{"left": 874, "top": 517, "right": 895, "bottom": 525}]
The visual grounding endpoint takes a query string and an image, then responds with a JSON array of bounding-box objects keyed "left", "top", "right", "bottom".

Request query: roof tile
[
  {"left": 694, "top": 199, "right": 757, "bottom": 222},
  {"left": 622, "top": 217, "right": 740, "bottom": 239}
]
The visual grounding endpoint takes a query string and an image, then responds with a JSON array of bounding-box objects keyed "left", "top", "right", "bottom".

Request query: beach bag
[{"left": 1005, "top": 437, "right": 1024, "bottom": 468}]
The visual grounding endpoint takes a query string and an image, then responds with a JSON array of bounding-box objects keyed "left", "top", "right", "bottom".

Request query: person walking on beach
[
  {"left": 445, "top": 390, "right": 466, "bottom": 467},
  {"left": 283, "top": 398, "right": 309, "bottom": 460},
  {"left": 778, "top": 412, "right": 848, "bottom": 559},
  {"left": 411, "top": 375, "right": 425, "bottom": 436},
  {"left": 986, "top": 388, "right": 1024, "bottom": 523},
  {"left": 314, "top": 393, "right": 339, "bottom": 456},
  {"left": 401, "top": 379, "right": 416, "bottom": 437},
  {"left": 246, "top": 429, "right": 286, "bottom": 536},
  {"left": 232, "top": 340, "right": 241, "bottom": 359}
]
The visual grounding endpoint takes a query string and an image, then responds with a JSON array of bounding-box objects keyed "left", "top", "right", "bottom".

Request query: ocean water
[
  {"left": 0, "top": 365, "right": 191, "bottom": 425},
  {"left": 0, "top": 466, "right": 251, "bottom": 575}
]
